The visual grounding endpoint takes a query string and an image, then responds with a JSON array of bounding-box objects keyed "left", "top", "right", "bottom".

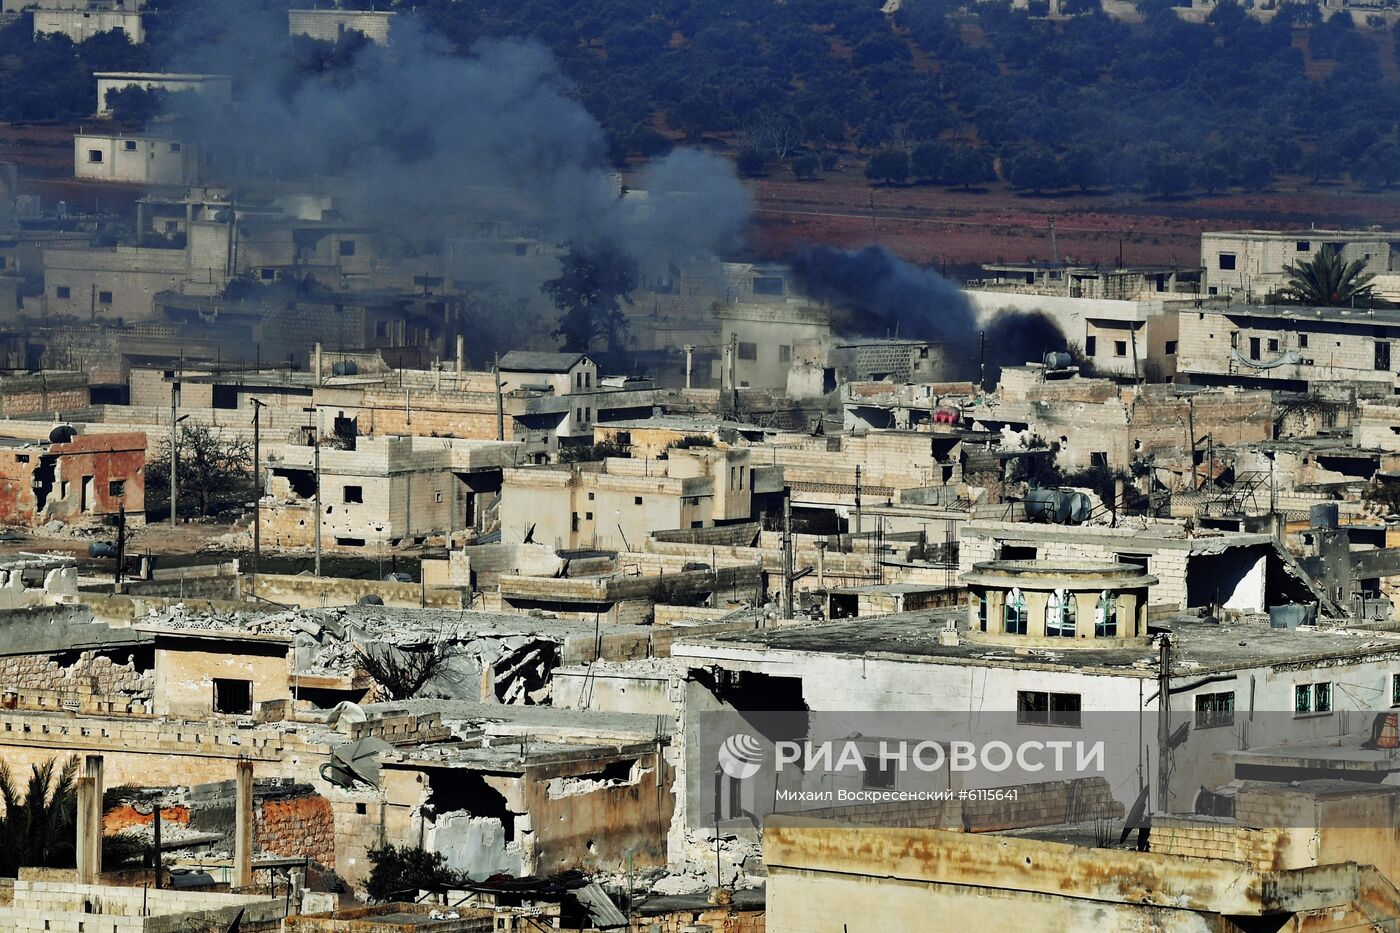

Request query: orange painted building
[{"left": 0, "top": 431, "right": 146, "bottom": 526}]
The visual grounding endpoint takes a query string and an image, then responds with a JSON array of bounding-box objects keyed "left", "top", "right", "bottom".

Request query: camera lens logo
[{"left": 718, "top": 733, "right": 765, "bottom": 780}]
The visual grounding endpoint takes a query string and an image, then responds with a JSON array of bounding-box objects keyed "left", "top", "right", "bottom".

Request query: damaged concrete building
[
  {"left": 262, "top": 435, "right": 520, "bottom": 552},
  {"left": 499, "top": 446, "right": 781, "bottom": 551},
  {"left": 0, "top": 429, "right": 145, "bottom": 526}
]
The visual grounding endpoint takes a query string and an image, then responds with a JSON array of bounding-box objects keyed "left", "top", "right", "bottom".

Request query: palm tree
[
  {"left": 0, "top": 757, "right": 79, "bottom": 877},
  {"left": 1279, "top": 246, "right": 1376, "bottom": 306}
]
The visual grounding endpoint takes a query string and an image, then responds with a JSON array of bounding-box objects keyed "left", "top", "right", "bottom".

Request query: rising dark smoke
[
  {"left": 157, "top": 4, "right": 750, "bottom": 265},
  {"left": 788, "top": 245, "right": 1065, "bottom": 384}
]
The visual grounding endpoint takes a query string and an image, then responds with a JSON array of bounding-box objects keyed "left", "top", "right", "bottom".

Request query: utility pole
[
  {"left": 1186, "top": 398, "right": 1197, "bottom": 491},
  {"left": 782, "top": 491, "right": 794, "bottom": 620},
  {"left": 852, "top": 465, "right": 863, "bottom": 538},
  {"left": 251, "top": 399, "right": 265, "bottom": 589},
  {"left": 1156, "top": 634, "right": 1172, "bottom": 813},
  {"left": 978, "top": 331, "right": 986, "bottom": 391},
  {"left": 113, "top": 505, "right": 125, "bottom": 594},
  {"left": 169, "top": 379, "right": 181, "bottom": 528},
  {"left": 313, "top": 433, "right": 322, "bottom": 578},
  {"left": 492, "top": 352, "right": 504, "bottom": 441}
]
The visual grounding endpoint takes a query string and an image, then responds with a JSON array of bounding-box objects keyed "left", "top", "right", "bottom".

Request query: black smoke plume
[
  {"left": 156, "top": 4, "right": 750, "bottom": 271},
  {"left": 788, "top": 245, "right": 1065, "bottom": 384}
]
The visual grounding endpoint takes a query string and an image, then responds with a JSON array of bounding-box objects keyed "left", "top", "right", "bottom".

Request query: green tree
[
  {"left": 944, "top": 145, "right": 995, "bottom": 189},
  {"left": 791, "top": 152, "right": 819, "bottom": 179},
  {"left": 911, "top": 141, "right": 949, "bottom": 182},
  {"left": 1059, "top": 146, "right": 1105, "bottom": 192},
  {"left": 1144, "top": 153, "right": 1196, "bottom": 198},
  {"left": 0, "top": 757, "right": 79, "bottom": 878},
  {"left": 864, "top": 147, "right": 910, "bottom": 185},
  {"left": 1007, "top": 146, "right": 1064, "bottom": 193},
  {"left": 1280, "top": 246, "right": 1376, "bottom": 306},
  {"left": 104, "top": 85, "right": 164, "bottom": 125},
  {"left": 736, "top": 147, "right": 767, "bottom": 176},
  {"left": 542, "top": 246, "right": 635, "bottom": 353},
  {"left": 365, "top": 844, "right": 461, "bottom": 902}
]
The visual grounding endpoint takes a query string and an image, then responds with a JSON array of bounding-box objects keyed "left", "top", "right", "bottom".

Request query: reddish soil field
[{"left": 749, "top": 169, "right": 1400, "bottom": 269}]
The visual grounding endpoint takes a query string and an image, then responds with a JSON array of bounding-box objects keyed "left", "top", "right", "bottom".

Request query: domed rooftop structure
[{"left": 959, "top": 560, "right": 1157, "bottom": 647}]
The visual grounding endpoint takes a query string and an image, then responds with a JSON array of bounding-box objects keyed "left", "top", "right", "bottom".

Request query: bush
[
  {"left": 864, "top": 147, "right": 910, "bottom": 185},
  {"left": 736, "top": 147, "right": 766, "bottom": 176},
  {"left": 559, "top": 439, "right": 630, "bottom": 463},
  {"left": 365, "top": 844, "right": 460, "bottom": 903}
]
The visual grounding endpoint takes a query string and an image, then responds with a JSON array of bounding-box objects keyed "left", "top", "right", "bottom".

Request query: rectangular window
[
  {"left": 998, "top": 543, "right": 1037, "bottom": 561},
  {"left": 339, "top": 239, "right": 356, "bottom": 257},
  {"left": 123, "top": 140, "right": 136, "bottom": 151},
  {"left": 343, "top": 485, "right": 363, "bottom": 503},
  {"left": 1249, "top": 336, "right": 1261, "bottom": 359},
  {"left": 1016, "top": 691, "right": 1081, "bottom": 728},
  {"left": 14, "top": 455, "right": 27, "bottom": 464},
  {"left": 862, "top": 755, "right": 896, "bottom": 789},
  {"left": 1300, "top": 334, "right": 1308, "bottom": 348},
  {"left": 778, "top": 344, "right": 792, "bottom": 363},
  {"left": 585, "top": 511, "right": 593, "bottom": 520},
  {"left": 169, "top": 142, "right": 181, "bottom": 152},
  {"left": 1297, "top": 240, "right": 1311, "bottom": 252},
  {"left": 634, "top": 496, "right": 643, "bottom": 505},
  {"left": 87, "top": 149, "right": 103, "bottom": 163},
  {"left": 1084, "top": 336, "right": 1096, "bottom": 357},
  {"left": 1392, "top": 673, "right": 1400, "bottom": 708},
  {"left": 434, "top": 491, "right": 443, "bottom": 503},
  {"left": 575, "top": 372, "right": 582, "bottom": 388},
  {"left": 1295, "top": 682, "right": 1333, "bottom": 715},
  {"left": 1195, "top": 691, "right": 1234, "bottom": 729},
  {"left": 1116, "top": 553, "right": 1149, "bottom": 573},
  {"left": 1377, "top": 341, "right": 1392, "bottom": 371},
  {"left": 1114, "top": 340, "right": 1127, "bottom": 357},
  {"left": 107, "top": 479, "right": 125, "bottom": 497},
  {"left": 1218, "top": 253, "right": 1236, "bottom": 270},
  {"left": 737, "top": 341, "right": 758, "bottom": 361},
  {"left": 571, "top": 512, "right": 579, "bottom": 532},
  {"left": 1164, "top": 340, "right": 1177, "bottom": 355},
  {"left": 587, "top": 491, "right": 595, "bottom": 501},
  {"left": 212, "top": 678, "right": 253, "bottom": 715},
  {"left": 1267, "top": 338, "right": 1279, "bottom": 353},
  {"left": 56, "top": 286, "right": 71, "bottom": 299},
  {"left": 98, "top": 290, "right": 112, "bottom": 304}
]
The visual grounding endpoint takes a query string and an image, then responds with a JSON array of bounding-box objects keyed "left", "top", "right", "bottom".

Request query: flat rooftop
[
  {"left": 672, "top": 611, "right": 1400, "bottom": 676},
  {"left": 1200, "top": 303, "right": 1400, "bottom": 326}
]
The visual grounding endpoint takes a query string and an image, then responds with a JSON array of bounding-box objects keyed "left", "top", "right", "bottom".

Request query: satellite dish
[
  {"left": 320, "top": 736, "right": 393, "bottom": 789},
  {"left": 48, "top": 424, "right": 77, "bottom": 444}
]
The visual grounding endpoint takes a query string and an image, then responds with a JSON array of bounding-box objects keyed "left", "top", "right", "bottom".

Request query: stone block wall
[
  {"left": 0, "top": 650, "right": 151, "bottom": 707},
  {"left": 257, "top": 793, "right": 336, "bottom": 867}
]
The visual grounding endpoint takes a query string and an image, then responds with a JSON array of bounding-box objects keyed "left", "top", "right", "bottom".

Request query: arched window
[
  {"left": 1004, "top": 587, "right": 1027, "bottom": 635},
  {"left": 1095, "top": 590, "right": 1118, "bottom": 637},
  {"left": 1046, "top": 589, "right": 1076, "bottom": 637}
]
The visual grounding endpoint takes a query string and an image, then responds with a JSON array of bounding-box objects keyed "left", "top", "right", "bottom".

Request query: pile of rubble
[{"left": 142, "top": 602, "right": 567, "bottom": 704}]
